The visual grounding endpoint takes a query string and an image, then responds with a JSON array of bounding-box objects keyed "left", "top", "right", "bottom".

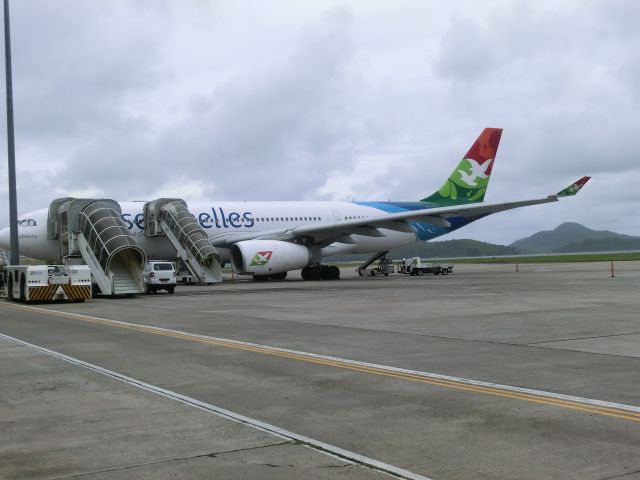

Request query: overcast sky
[{"left": 1, "top": 0, "right": 638, "bottom": 244}]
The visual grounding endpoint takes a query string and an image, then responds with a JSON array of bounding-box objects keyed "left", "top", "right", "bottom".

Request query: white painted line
[
  {"left": 0, "top": 332, "right": 431, "bottom": 480},
  {"left": 10, "top": 302, "right": 640, "bottom": 415}
]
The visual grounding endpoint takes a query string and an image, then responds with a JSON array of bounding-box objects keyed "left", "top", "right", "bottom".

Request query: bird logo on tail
[{"left": 457, "top": 158, "right": 493, "bottom": 187}]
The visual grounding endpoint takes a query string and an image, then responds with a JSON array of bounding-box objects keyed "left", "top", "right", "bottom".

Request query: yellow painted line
[{"left": 3, "top": 302, "right": 640, "bottom": 423}]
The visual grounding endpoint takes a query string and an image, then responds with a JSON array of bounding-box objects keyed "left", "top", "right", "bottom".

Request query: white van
[{"left": 143, "top": 261, "right": 177, "bottom": 294}]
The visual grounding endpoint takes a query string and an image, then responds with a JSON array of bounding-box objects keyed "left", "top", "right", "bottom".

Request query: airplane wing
[{"left": 209, "top": 177, "right": 591, "bottom": 247}]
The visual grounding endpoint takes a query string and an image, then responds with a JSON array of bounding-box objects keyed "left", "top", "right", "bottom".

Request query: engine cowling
[{"left": 230, "top": 240, "right": 311, "bottom": 275}]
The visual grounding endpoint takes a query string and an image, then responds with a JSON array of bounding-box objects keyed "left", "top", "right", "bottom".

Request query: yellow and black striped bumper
[
  {"left": 61, "top": 284, "right": 91, "bottom": 301},
  {"left": 28, "top": 285, "right": 58, "bottom": 301}
]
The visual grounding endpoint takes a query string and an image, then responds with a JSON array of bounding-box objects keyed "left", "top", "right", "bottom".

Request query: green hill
[
  {"left": 391, "top": 239, "right": 520, "bottom": 258},
  {"left": 555, "top": 237, "right": 640, "bottom": 253},
  {"left": 331, "top": 239, "right": 519, "bottom": 262},
  {"left": 509, "top": 222, "right": 637, "bottom": 254}
]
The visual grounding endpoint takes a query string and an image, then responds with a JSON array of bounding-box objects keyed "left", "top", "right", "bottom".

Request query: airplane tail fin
[{"left": 421, "top": 128, "right": 503, "bottom": 206}]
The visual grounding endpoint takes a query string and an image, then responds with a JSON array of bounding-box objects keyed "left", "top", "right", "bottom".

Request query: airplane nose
[{"left": 0, "top": 227, "right": 10, "bottom": 250}]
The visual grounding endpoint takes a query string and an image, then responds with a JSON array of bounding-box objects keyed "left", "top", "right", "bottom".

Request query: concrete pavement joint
[
  {"left": 48, "top": 443, "right": 293, "bottom": 479},
  {"left": 528, "top": 332, "right": 640, "bottom": 344},
  {"left": 598, "top": 468, "right": 640, "bottom": 480},
  {"left": 0, "top": 331, "right": 431, "bottom": 480},
  {"left": 523, "top": 347, "right": 640, "bottom": 360}
]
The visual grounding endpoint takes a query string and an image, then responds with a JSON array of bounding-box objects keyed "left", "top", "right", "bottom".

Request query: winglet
[{"left": 556, "top": 176, "right": 591, "bottom": 197}]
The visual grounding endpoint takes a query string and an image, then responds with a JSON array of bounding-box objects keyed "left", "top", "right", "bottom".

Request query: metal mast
[{"left": 3, "top": 0, "right": 19, "bottom": 264}]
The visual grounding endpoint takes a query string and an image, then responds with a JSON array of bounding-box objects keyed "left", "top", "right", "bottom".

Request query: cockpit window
[{"left": 18, "top": 219, "right": 37, "bottom": 227}]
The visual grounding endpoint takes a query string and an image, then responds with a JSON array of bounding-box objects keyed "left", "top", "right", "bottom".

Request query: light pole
[{"left": 3, "top": 0, "right": 19, "bottom": 264}]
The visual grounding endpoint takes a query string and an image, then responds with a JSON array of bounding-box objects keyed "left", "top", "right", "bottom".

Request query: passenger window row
[
  {"left": 256, "top": 216, "right": 320, "bottom": 222},
  {"left": 201, "top": 215, "right": 368, "bottom": 224}
]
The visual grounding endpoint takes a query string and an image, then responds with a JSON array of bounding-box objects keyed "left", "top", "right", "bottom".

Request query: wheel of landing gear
[
  {"left": 252, "top": 274, "right": 270, "bottom": 281},
  {"left": 302, "top": 266, "right": 322, "bottom": 281},
  {"left": 319, "top": 265, "right": 340, "bottom": 280},
  {"left": 269, "top": 272, "right": 287, "bottom": 281},
  {"left": 301, "top": 267, "right": 310, "bottom": 280},
  {"left": 328, "top": 266, "right": 340, "bottom": 279}
]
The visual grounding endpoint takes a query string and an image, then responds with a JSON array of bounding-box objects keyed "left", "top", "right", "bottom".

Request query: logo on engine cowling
[{"left": 249, "top": 251, "right": 273, "bottom": 267}]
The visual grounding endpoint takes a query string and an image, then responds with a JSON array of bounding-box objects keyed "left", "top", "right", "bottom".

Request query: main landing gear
[{"left": 301, "top": 265, "right": 340, "bottom": 281}]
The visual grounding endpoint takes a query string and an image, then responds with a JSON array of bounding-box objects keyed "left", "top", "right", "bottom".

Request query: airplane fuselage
[{"left": 8, "top": 200, "right": 463, "bottom": 264}]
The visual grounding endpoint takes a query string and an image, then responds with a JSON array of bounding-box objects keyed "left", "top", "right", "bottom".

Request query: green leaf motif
[
  {"left": 467, "top": 188, "right": 486, "bottom": 202},
  {"left": 450, "top": 182, "right": 458, "bottom": 200},
  {"left": 439, "top": 181, "right": 451, "bottom": 197}
]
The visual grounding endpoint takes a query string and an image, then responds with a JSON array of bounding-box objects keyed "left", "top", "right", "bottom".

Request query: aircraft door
[{"left": 331, "top": 209, "right": 341, "bottom": 226}]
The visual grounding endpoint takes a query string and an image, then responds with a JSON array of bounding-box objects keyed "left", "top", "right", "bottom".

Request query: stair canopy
[{"left": 78, "top": 200, "right": 145, "bottom": 273}]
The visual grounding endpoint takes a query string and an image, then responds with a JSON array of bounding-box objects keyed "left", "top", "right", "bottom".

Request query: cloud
[
  {"left": 147, "top": 176, "right": 214, "bottom": 202},
  {"left": 34, "top": 4, "right": 362, "bottom": 207},
  {"left": 1, "top": 0, "right": 639, "bottom": 244},
  {"left": 310, "top": 153, "right": 408, "bottom": 202}
]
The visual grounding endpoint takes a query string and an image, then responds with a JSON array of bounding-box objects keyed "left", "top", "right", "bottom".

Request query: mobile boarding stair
[
  {"left": 356, "top": 251, "right": 390, "bottom": 276},
  {"left": 48, "top": 198, "right": 146, "bottom": 295},
  {"left": 143, "top": 199, "right": 223, "bottom": 284}
]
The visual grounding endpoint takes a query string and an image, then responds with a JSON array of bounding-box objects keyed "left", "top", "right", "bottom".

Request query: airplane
[{"left": 0, "top": 128, "right": 590, "bottom": 281}]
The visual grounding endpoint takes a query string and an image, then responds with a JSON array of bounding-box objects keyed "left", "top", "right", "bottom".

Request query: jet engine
[{"left": 230, "top": 240, "right": 310, "bottom": 275}]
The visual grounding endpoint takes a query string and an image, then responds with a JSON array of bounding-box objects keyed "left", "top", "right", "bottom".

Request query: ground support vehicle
[
  {"left": 143, "top": 260, "right": 177, "bottom": 294},
  {"left": 174, "top": 258, "right": 198, "bottom": 284},
  {"left": 359, "top": 255, "right": 395, "bottom": 276},
  {"left": 398, "top": 257, "right": 454, "bottom": 276},
  {"left": 3, "top": 265, "right": 92, "bottom": 302},
  {"left": 357, "top": 251, "right": 390, "bottom": 277}
]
